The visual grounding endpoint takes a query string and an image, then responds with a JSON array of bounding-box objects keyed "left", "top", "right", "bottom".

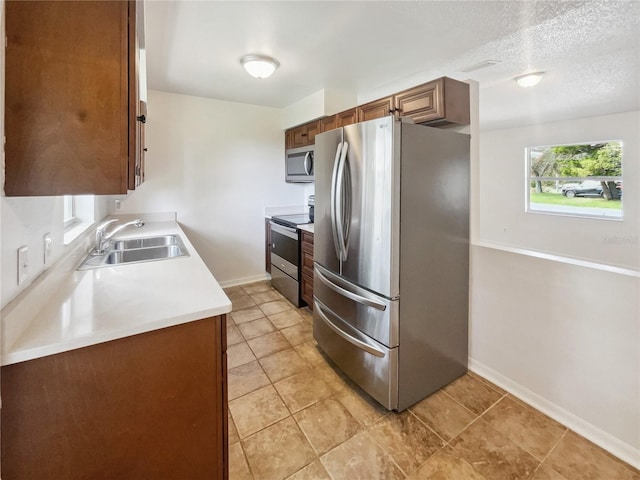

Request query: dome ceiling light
[
  {"left": 514, "top": 71, "right": 545, "bottom": 88},
  {"left": 240, "top": 54, "right": 280, "bottom": 79}
]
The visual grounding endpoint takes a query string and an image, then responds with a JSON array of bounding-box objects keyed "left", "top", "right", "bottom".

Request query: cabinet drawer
[
  {"left": 302, "top": 249, "right": 314, "bottom": 278},
  {"left": 301, "top": 272, "right": 314, "bottom": 309},
  {"left": 302, "top": 231, "right": 314, "bottom": 246}
]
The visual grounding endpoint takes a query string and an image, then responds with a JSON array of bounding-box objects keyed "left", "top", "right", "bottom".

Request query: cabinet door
[
  {"left": 301, "top": 272, "right": 314, "bottom": 309},
  {"left": 4, "top": 1, "right": 135, "bottom": 196},
  {"left": 337, "top": 108, "right": 358, "bottom": 127},
  {"left": 394, "top": 77, "right": 469, "bottom": 126},
  {"left": 306, "top": 120, "right": 321, "bottom": 145},
  {"left": 357, "top": 97, "right": 393, "bottom": 123},
  {"left": 290, "top": 125, "right": 309, "bottom": 148},
  {"left": 321, "top": 115, "right": 338, "bottom": 133}
]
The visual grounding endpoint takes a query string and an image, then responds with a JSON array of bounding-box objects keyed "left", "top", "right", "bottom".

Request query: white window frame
[
  {"left": 63, "top": 195, "right": 96, "bottom": 244},
  {"left": 525, "top": 140, "right": 623, "bottom": 221}
]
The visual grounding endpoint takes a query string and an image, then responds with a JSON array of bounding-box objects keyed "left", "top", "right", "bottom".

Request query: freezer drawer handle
[
  {"left": 314, "top": 300, "right": 385, "bottom": 358},
  {"left": 315, "top": 266, "right": 386, "bottom": 311}
]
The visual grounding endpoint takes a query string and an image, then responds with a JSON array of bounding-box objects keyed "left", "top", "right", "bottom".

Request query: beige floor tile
[
  {"left": 242, "top": 281, "right": 272, "bottom": 295},
  {"left": 228, "top": 360, "right": 271, "bottom": 401},
  {"left": 545, "top": 431, "right": 640, "bottom": 480},
  {"left": 407, "top": 446, "right": 487, "bottom": 480},
  {"left": 232, "top": 295, "right": 257, "bottom": 310},
  {"left": 243, "top": 417, "right": 316, "bottom": 480},
  {"left": 294, "top": 341, "right": 325, "bottom": 366},
  {"left": 449, "top": 418, "right": 539, "bottom": 480},
  {"left": 468, "top": 370, "right": 508, "bottom": 395},
  {"left": 227, "top": 324, "right": 245, "bottom": 345},
  {"left": 251, "top": 289, "right": 283, "bottom": 305},
  {"left": 259, "top": 348, "right": 310, "bottom": 383},
  {"left": 294, "top": 398, "right": 361, "bottom": 455},
  {"left": 229, "top": 385, "right": 289, "bottom": 438},
  {"left": 483, "top": 396, "right": 567, "bottom": 461},
  {"left": 312, "top": 361, "right": 351, "bottom": 393},
  {"left": 237, "top": 317, "right": 276, "bottom": 340},
  {"left": 442, "top": 373, "right": 504, "bottom": 415},
  {"left": 529, "top": 464, "right": 569, "bottom": 480},
  {"left": 334, "top": 385, "right": 387, "bottom": 427},
  {"left": 227, "top": 342, "right": 257, "bottom": 369},
  {"left": 370, "top": 411, "right": 444, "bottom": 475},
  {"left": 409, "top": 389, "right": 477, "bottom": 441},
  {"left": 280, "top": 323, "right": 314, "bottom": 346},
  {"left": 224, "top": 286, "right": 246, "bottom": 298},
  {"left": 229, "top": 442, "right": 253, "bottom": 480},
  {"left": 247, "top": 331, "right": 292, "bottom": 358},
  {"left": 320, "top": 431, "right": 405, "bottom": 480},
  {"left": 229, "top": 412, "right": 240, "bottom": 445},
  {"left": 286, "top": 459, "right": 331, "bottom": 480},
  {"left": 231, "top": 307, "right": 265, "bottom": 325},
  {"left": 259, "top": 300, "right": 292, "bottom": 316},
  {"left": 268, "top": 309, "right": 304, "bottom": 329},
  {"left": 274, "top": 371, "right": 333, "bottom": 413}
]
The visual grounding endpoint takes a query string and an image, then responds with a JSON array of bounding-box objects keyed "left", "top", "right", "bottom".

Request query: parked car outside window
[{"left": 562, "top": 180, "right": 603, "bottom": 198}]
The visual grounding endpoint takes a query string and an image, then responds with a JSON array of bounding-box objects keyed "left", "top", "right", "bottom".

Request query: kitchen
[{"left": 1, "top": 1, "right": 639, "bottom": 479}]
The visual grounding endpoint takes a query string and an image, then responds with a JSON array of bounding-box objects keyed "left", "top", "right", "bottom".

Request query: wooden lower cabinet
[
  {"left": 265, "top": 218, "right": 272, "bottom": 274},
  {"left": 301, "top": 230, "right": 314, "bottom": 309},
  {"left": 1, "top": 316, "right": 228, "bottom": 480}
]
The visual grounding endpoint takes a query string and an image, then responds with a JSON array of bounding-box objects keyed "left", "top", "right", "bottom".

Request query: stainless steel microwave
[{"left": 285, "top": 145, "right": 314, "bottom": 183}]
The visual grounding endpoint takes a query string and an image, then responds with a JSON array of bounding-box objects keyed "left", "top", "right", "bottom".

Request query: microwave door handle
[
  {"left": 335, "top": 141, "right": 349, "bottom": 261},
  {"left": 303, "top": 151, "right": 312, "bottom": 175},
  {"left": 330, "top": 142, "right": 343, "bottom": 261}
]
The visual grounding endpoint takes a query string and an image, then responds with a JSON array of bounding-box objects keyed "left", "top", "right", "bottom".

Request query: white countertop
[
  {"left": 299, "top": 224, "right": 314, "bottom": 234},
  {"left": 1, "top": 219, "right": 231, "bottom": 366}
]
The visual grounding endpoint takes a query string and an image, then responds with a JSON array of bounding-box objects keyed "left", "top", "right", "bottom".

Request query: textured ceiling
[{"left": 145, "top": 1, "right": 640, "bottom": 130}]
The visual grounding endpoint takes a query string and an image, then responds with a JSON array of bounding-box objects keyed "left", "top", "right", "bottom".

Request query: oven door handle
[{"left": 270, "top": 221, "right": 298, "bottom": 239}]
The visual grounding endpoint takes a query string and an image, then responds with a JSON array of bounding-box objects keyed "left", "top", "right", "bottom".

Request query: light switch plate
[
  {"left": 43, "top": 233, "right": 52, "bottom": 265},
  {"left": 17, "top": 245, "right": 29, "bottom": 285}
]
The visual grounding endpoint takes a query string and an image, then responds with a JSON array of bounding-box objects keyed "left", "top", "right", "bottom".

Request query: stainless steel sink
[
  {"left": 112, "top": 234, "right": 179, "bottom": 251},
  {"left": 78, "top": 234, "right": 189, "bottom": 270}
]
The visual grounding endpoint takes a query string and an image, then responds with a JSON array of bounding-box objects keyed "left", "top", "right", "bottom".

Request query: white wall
[
  {"left": 116, "top": 90, "right": 306, "bottom": 284},
  {"left": 471, "top": 112, "right": 640, "bottom": 467},
  {"left": 478, "top": 111, "right": 639, "bottom": 270}
]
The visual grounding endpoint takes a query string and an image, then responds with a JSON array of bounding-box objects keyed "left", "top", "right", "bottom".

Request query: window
[
  {"left": 63, "top": 195, "right": 95, "bottom": 244},
  {"left": 63, "top": 195, "right": 77, "bottom": 228},
  {"left": 526, "top": 141, "right": 622, "bottom": 219}
]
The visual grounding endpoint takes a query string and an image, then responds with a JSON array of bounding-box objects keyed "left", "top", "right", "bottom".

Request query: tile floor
[{"left": 224, "top": 281, "right": 639, "bottom": 480}]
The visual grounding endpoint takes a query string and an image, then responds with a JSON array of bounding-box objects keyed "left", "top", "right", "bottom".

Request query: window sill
[{"left": 64, "top": 221, "right": 94, "bottom": 246}]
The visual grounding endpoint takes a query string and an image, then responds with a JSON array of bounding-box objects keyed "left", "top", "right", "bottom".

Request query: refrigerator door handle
[
  {"left": 315, "top": 264, "right": 387, "bottom": 311},
  {"left": 335, "top": 141, "right": 349, "bottom": 261},
  {"left": 330, "top": 142, "right": 343, "bottom": 261},
  {"left": 314, "top": 300, "right": 386, "bottom": 358}
]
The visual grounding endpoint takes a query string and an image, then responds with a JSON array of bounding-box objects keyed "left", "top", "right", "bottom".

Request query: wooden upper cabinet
[
  {"left": 336, "top": 108, "right": 358, "bottom": 127},
  {"left": 357, "top": 96, "right": 394, "bottom": 123},
  {"left": 394, "top": 77, "right": 469, "bottom": 126},
  {"left": 4, "top": 0, "right": 142, "bottom": 196},
  {"left": 287, "top": 120, "right": 321, "bottom": 149},
  {"left": 320, "top": 115, "right": 338, "bottom": 133}
]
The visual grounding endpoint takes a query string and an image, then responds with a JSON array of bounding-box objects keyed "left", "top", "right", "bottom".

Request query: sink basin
[
  {"left": 78, "top": 234, "right": 189, "bottom": 270},
  {"left": 112, "top": 235, "right": 179, "bottom": 251},
  {"left": 105, "top": 245, "right": 185, "bottom": 264}
]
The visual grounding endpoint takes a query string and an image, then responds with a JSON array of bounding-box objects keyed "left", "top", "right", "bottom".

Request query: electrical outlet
[
  {"left": 43, "top": 233, "right": 52, "bottom": 265},
  {"left": 114, "top": 199, "right": 122, "bottom": 210},
  {"left": 17, "top": 245, "right": 29, "bottom": 285}
]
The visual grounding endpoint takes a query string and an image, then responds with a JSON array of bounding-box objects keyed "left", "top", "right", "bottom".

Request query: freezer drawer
[
  {"left": 313, "top": 298, "right": 398, "bottom": 410},
  {"left": 314, "top": 263, "right": 399, "bottom": 348}
]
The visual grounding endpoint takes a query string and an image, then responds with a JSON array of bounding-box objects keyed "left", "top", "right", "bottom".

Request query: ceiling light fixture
[
  {"left": 514, "top": 71, "right": 545, "bottom": 88},
  {"left": 240, "top": 54, "right": 280, "bottom": 79}
]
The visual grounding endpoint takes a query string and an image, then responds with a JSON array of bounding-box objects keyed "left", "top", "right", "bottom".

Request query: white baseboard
[
  {"left": 218, "top": 273, "right": 270, "bottom": 289},
  {"left": 469, "top": 358, "right": 640, "bottom": 470}
]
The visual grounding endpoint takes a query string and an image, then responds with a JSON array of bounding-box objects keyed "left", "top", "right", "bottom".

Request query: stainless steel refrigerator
[{"left": 313, "top": 115, "right": 470, "bottom": 411}]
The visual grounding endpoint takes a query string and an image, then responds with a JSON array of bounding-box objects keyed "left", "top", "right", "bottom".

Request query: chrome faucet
[{"left": 93, "top": 218, "right": 144, "bottom": 255}]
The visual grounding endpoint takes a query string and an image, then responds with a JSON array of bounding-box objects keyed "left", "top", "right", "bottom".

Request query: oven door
[{"left": 270, "top": 222, "right": 299, "bottom": 278}]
